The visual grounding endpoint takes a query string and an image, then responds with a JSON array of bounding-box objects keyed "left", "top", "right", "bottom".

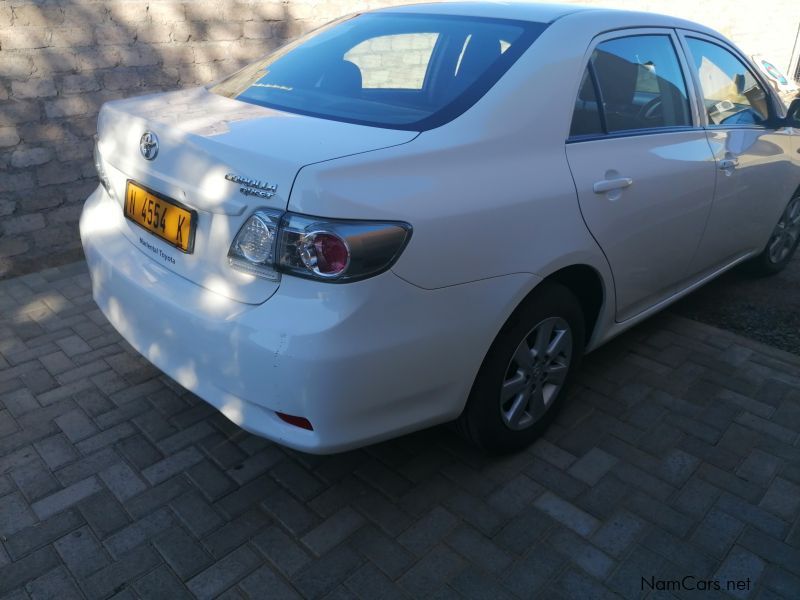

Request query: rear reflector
[{"left": 276, "top": 412, "right": 313, "bottom": 430}]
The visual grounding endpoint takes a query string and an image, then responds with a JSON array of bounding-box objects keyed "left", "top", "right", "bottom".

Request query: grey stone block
[
  {"left": 567, "top": 448, "right": 618, "bottom": 486},
  {"left": 6, "top": 508, "right": 83, "bottom": 561},
  {"left": 54, "top": 525, "right": 110, "bottom": 579},
  {"left": 134, "top": 564, "right": 194, "bottom": 600},
  {"left": 398, "top": 506, "right": 459, "bottom": 556},
  {"left": 31, "top": 476, "right": 102, "bottom": 520},
  {"left": 153, "top": 524, "right": 213, "bottom": 579},
  {"left": 301, "top": 506, "right": 365, "bottom": 557},
  {"left": 141, "top": 446, "right": 203, "bottom": 485},
  {"left": 759, "top": 477, "right": 800, "bottom": 522},
  {"left": 99, "top": 461, "right": 147, "bottom": 502},
  {"left": 253, "top": 524, "right": 311, "bottom": 578},
  {"left": 0, "top": 547, "right": 60, "bottom": 596},
  {"left": 187, "top": 545, "right": 261, "bottom": 600},
  {"left": 714, "top": 546, "right": 765, "bottom": 599},
  {"left": 547, "top": 527, "right": 615, "bottom": 579},
  {"left": 534, "top": 491, "right": 600, "bottom": 537},
  {"left": 0, "top": 491, "right": 37, "bottom": 537},
  {"left": 240, "top": 565, "right": 302, "bottom": 600}
]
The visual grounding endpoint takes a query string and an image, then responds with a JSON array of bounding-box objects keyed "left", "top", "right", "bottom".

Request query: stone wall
[{"left": 1, "top": 0, "right": 798, "bottom": 279}]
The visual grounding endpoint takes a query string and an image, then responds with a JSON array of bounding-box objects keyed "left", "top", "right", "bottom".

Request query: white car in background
[{"left": 81, "top": 2, "right": 800, "bottom": 454}]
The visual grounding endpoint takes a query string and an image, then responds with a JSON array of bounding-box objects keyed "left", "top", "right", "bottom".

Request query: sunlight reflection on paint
[
  {"left": 175, "top": 361, "right": 199, "bottom": 389},
  {"left": 219, "top": 396, "right": 245, "bottom": 426},
  {"left": 199, "top": 275, "right": 236, "bottom": 309},
  {"left": 80, "top": 190, "right": 124, "bottom": 236}
]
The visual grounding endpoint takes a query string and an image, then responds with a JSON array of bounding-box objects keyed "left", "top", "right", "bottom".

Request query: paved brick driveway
[{"left": 1, "top": 262, "right": 799, "bottom": 600}]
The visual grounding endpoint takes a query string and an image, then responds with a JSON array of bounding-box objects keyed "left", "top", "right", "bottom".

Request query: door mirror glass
[{"left": 786, "top": 97, "right": 800, "bottom": 127}]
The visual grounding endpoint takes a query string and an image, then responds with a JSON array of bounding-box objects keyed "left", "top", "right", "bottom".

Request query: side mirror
[{"left": 784, "top": 97, "right": 800, "bottom": 128}]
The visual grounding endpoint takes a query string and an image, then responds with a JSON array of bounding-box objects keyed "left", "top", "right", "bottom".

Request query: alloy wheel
[
  {"left": 767, "top": 197, "right": 800, "bottom": 264},
  {"left": 500, "top": 317, "right": 572, "bottom": 431}
]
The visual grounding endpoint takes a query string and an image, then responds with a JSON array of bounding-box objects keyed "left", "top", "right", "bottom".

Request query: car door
[
  {"left": 678, "top": 32, "right": 797, "bottom": 271},
  {"left": 565, "top": 30, "right": 717, "bottom": 322}
]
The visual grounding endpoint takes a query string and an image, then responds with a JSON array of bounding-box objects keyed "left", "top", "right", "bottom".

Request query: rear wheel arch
[{"left": 541, "top": 264, "right": 606, "bottom": 346}]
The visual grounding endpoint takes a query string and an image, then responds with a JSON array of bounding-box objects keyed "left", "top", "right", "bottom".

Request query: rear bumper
[{"left": 80, "top": 186, "right": 540, "bottom": 453}]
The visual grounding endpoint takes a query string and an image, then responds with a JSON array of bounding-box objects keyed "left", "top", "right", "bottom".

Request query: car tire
[
  {"left": 457, "top": 281, "right": 585, "bottom": 454},
  {"left": 745, "top": 194, "right": 800, "bottom": 276}
]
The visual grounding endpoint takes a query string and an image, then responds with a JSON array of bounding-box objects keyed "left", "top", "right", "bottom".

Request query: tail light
[
  {"left": 229, "top": 210, "right": 411, "bottom": 283},
  {"left": 93, "top": 136, "right": 113, "bottom": 198}
]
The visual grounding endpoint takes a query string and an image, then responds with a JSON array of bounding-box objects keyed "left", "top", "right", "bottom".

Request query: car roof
[
  {"left": 374, "top": 1, "right": 716, "bottom": 35},
  {"left": 375, "top": 1, "right": 590, "bottom": 23}
]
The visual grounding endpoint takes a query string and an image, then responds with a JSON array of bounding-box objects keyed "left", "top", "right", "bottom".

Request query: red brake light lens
[{"left": 300, "top": 232, "right": 350, "bottom": 277}]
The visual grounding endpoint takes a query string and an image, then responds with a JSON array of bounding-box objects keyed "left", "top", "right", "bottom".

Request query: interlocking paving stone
[
  {"left": 77, "top": 490, "right": 131, "bottom": 539},
  {"left": 203, "top": 508, "right": 271, "bottom": 559},
  {"left": 0, "top": 546, "right": 61, "bottom": 596},
  {"left": 253, "top": 524, "right": 312, "bottom": 578},
  {"left": 590, "top": 509, "right": 646, "bottom": 558},
  {"left": 690, "top": 508, "right": 745, "bottom": 559},
  {"left": 534, "top": 490, "right": 600, "bottom": 537},
  {"left": 103, "top": 506, "right": 174, "bottom": 559},
  {"left": 140, "top": 446, "right": 203, "bottom": 485},
  {"left": 153, "top": 524, "right": 214, "bottom": 580},
  {"left": 758, "top": 477, "right": 800, "bottom": 522},
  {"left": 240, "top": 564, "right": 302, "bottom": 600},
  {"left": 83, "top": 545, "right": 161, "bottom": 599},
  {"left": 397, "top": 506, "right": 459, "bottom": 556},
  {"left": 1, "top": 262, "right": 800, "bottom": 598},
  {"left": 34, "top": 434, "right": 77, "bottom": 470},
  {"left": 54, "top": 525, "right": 111, "bottom": 580},
  {"left": 445, "top": 523, "right": 512, "bottom": 575},
  {"left": 0, "top": 491, "right": 37, "bottom": 537},
  {"left": 714, "top": 545, "right": 766, "bottom": 599},
  {"left": 397, "top": 544, "right": 463, "bottom": 598},
  {"left": 133, "top": 564, "right": 194, "bottom": 600},
  {"left": 547, "top": 527, "right": 616, "bottom": 579},
  {"left": 26, "top": 566, "right": 84, "bottom": 600},
  {"left": 30, "top": 476, "right": 102, "bottom": 520},
  {"left": 5, "top": 508, "right": 83, "bottom": 561},
  {"left": 300, "top": 506, "right": 365, "bottom": 557}
]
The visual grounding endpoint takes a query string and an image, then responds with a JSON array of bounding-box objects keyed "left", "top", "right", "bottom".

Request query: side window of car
[
  {"left": 569, "top": 67, "right": 604, "bottom": 136},
  {"left": 570, "top": 34, "right": 693, "bottom": 137},
  {"left": 686, "top": 38, "right": 770, "bottom": 126}
]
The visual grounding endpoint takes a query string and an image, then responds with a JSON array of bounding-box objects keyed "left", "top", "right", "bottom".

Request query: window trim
[
  {"left": 566, "top": 28, "right": 704, "bottom": 144},
  {"left": 676, "top": 30, "right": 782, "bottom": 131}
]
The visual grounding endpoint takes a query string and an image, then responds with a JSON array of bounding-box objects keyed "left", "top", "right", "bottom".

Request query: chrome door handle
[
  {"left": 719, "top": 158, "right": 739, "bottom": 170},
  {"left": 593, "top": 177, "right": 633, "bottom": 194}
]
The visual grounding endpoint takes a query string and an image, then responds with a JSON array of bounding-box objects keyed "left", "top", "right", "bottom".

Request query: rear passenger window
[
  {"left": 570, "top": 68, "right": 604, "bottom": 136},
  {"left": 569, "top": 34, "right": 692, "bottom": 137}
]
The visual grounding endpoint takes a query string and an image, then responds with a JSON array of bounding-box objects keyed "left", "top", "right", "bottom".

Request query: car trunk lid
[{"left": 96, "top": 87, "right": 418, "bottom": 304}]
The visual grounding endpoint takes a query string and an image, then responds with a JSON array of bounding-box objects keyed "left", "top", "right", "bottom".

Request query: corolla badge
[
  {"left": 225, "top": 173, "right": 278, "bottom": 199},
  {"left": 139, "top": 131, "right": 159, "bottom": 161}
]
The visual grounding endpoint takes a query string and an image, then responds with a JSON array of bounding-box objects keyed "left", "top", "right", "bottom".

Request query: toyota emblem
[{"left": 139, "top": 131, "right": 159, "bottom": 161}]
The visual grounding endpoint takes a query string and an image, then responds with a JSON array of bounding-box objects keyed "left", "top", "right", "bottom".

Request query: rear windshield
[{"left": 210, "top": 13, "right": 546, "bottom": 130}]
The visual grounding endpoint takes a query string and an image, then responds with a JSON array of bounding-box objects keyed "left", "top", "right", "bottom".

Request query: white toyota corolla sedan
[{"left": 81, "top": 2, "right": 800, "bottom": 454}]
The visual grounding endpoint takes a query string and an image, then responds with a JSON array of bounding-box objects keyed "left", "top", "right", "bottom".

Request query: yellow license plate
[{"left": 124, "top": 181, "right": 196, "bottom": 253}]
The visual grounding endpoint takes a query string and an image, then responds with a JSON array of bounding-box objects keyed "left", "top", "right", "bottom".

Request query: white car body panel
[
  {"left": 81, "top": 184, "right": 540, "bottom": 452},
  {"left": 81, "top": 3, "right": 800, "bottom": 452},
  {"left": 97, "top": 88, "right": 417, "bottom": 303}
]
